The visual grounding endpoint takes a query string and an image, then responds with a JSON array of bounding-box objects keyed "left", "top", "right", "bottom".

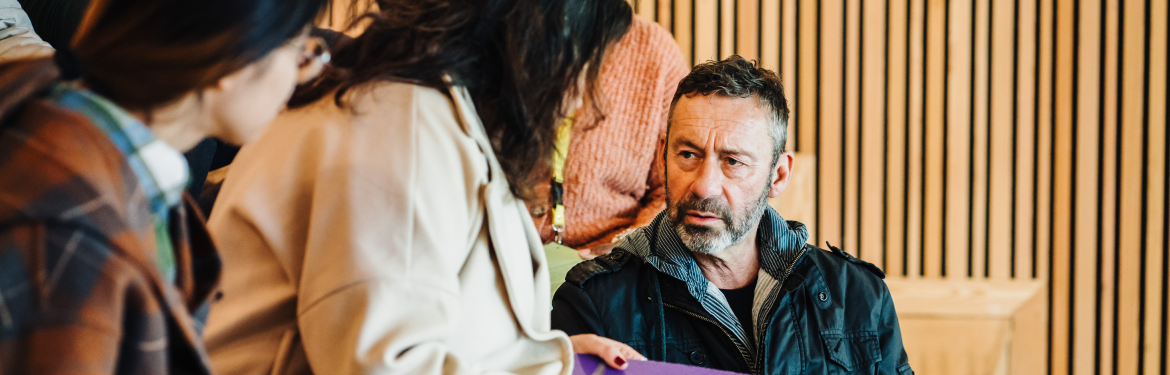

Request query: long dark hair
[
  {"left": 69, "top": 0, "right": 327, "bottom": 110},
  {"left": 290, "top": 0, "right": 632, "bottom": 201}
]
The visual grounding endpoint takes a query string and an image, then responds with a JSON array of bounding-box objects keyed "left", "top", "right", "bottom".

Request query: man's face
[{"left": 664, "top": 94, "right": 784, "bottom": 255}]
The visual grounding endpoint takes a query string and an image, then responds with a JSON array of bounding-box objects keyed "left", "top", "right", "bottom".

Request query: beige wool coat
[{"left": 203, "top": 81, "right": 573, "bottom": 375}]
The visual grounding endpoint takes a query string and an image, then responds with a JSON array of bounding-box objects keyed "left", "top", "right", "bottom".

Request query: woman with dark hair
[
  {"left": 204, "top": 0, "right": 642, "bottom": 374},
  {"left": 0, "top": 0, "right": 326, "bottom": 372}
]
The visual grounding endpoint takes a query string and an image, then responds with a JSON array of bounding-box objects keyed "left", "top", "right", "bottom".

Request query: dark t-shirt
[{"left": 719, "top": 278, "right": 758, "bottom": 344}]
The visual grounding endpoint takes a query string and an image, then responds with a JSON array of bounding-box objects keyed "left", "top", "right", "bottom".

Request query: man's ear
[{"left": 768, "top": 152, "right": 794, "bottom": 198}]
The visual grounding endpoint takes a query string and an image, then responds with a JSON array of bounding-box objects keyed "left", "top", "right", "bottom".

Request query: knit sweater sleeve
[{"left": 631, "top": 22, "right": 690, "bottom": 229}]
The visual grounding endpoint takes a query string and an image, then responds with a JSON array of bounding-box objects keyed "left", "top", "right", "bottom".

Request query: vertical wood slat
[
  {"left": 1050, "top": 0, "right": 1075, "bottom": 373},
  {"left": 1116, "top": 0, "right": 1146, "bottom": 373},
  {"left": 695, "top": 0, "right": 718, "bottom": 63},
  {"left": 923, "top": 0, "right": 946, "bottom": 278},
  {"left": 719, "top": 0, "right": 734, "bottom": 58},
  {"left": 987, "top": 0, "right": 1015, "bottom": 280},
  {"left": 797, "top": 0, "right": 818, "bottom": 241},
  {"left": 1035, "top": 0, "right": 1057, "bottom": 365},
  {"left": 906, "top": 0, "right": 927, "bottom": 278},
  {"left": 1097, "top": 1, "right": 1121, "bottom": 373},
  {"left": 675, "top": 0, "right": 694, "bottom": 65},
  {"left": 1013, "top": 0, "right": 1038, "bottom": 282},
  {"left": 659, "top": 0, "right": 674, "bottom": 32},
  {"left": 884, "top": 0, "right": 909, "bottom": 278},
  {"left": 945, "top": 0, "right": 974, "bottom": 279},
  {"left": 816, "top": 0, "right": 844, "bottom": 250},
  {"left": 734, "top": 0, "right": 760, "bottom": 61},
  {"left": 1072, "top": 2, "right": 1103, "bottom": 374},
  {"left": 776, "top": 0, "right": 793, "bottom": 151},
  {"left": 759, "top": 0, "right": 782, "bottom": 71},
  {"left": 970, "top": 0, "right": 991, "bottom": 280},
  {"left": 1151, "top": 1, "right": 1169, "bottom": 372},
  {"left": 1143, "top": 2, "right": 1168, "bottom": 373},
  {"left": 842, "top": 0, "right": 861, "bottom": 258},
  {"left": 628, "top": 1, "right": 1167, "bottom": 372},
  {"left": 858, "top": 0, "right": 886, "bottom": 268}
]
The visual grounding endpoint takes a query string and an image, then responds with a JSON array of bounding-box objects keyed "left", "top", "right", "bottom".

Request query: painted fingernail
[{"left": 615, "top": 357, "right": 626, "bottom": 367}]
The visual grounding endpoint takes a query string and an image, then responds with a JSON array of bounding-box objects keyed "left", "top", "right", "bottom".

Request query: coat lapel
[{"left": 444, "top": 83, "right": 541, "bottom": 329}]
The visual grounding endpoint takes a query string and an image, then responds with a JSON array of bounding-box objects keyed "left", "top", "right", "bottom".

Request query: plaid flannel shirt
[
  {"left": 49, "top": 82, "right": 190, "bottom": 282},
  {"left": 0, "top": 59, "right": 220, "bottom": 375}
]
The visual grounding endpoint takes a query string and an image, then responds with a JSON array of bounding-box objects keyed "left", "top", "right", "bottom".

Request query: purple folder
[{"left": 572, "top": 354, "right": 747, "bottom": 375}]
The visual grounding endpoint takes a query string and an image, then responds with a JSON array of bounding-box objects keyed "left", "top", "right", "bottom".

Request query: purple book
[{"left": 572, "top": 354, "right": 747, "bottom": 375}]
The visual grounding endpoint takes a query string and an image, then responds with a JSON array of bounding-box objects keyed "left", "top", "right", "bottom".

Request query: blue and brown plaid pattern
[
  {"left": 0, "top": 58, "right": 217, "bottom": 375},
  {"left": 49, "top": 82, "right": 189, "bottom": 283}
]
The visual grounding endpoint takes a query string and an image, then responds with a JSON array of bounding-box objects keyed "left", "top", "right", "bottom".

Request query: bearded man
[{"left": 551, "top": 56, "right": 914, "bottom": 375}]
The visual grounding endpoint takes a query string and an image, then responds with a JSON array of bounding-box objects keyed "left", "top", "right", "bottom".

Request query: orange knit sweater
[{"left": 529, "top": 17, "right": 688, "bottom": 249}]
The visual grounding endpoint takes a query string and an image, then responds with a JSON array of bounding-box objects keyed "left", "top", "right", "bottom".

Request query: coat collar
[{"left": 624, "top": 206, "right": 810, "bottom": 300}]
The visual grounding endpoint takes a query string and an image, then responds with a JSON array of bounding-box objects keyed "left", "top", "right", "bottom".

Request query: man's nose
[{"left": 690, "top": 157, "right": 723, "bottom": 199}]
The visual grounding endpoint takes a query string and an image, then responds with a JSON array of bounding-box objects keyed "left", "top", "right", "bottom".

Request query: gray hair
[{"left": 667, "top": 55, "right": 790, "bottom": 166}]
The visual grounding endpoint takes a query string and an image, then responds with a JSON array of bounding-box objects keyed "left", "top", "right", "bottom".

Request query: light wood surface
[{"left": 888, "top": 278, "right": 1047, "bottom": 375}]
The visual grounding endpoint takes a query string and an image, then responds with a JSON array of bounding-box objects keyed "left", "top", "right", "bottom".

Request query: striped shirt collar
[
  {"left": 48, "top": 83, "right": 189, "bottom": 212},
  {"left": 625, "top": 206, "right": 810, "bottom": 301},
  {"left": 621, "top": 205, "right": 809, "bottom": 372},
  {"left": 49, "top": 83, "right": 189, "bottom": 282}
]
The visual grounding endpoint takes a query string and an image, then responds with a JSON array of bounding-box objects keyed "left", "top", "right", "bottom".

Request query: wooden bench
[{"left": 886, "top": 278, "right": 1047, "bottom": 375}]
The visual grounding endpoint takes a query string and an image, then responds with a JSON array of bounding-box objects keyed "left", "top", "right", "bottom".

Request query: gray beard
[{"left": 667, "top": 181, "right": 772, "bottom": 255}]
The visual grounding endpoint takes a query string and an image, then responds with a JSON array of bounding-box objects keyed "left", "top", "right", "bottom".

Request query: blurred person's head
[
  {"left": 662, "top": 55, "right": 791, "bottom": 255},
  {"left": 290, "top": 0, "right": 633, "bottom": 201},
  {"left": 69, "top": 0, "right": 327, "bottom": 150}
]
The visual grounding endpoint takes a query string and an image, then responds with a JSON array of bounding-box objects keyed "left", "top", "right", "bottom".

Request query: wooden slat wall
[
  {"left": 313, "top": 0, "right": 1168, "bottom": 371},
  {"left": 624, "top": 1, "right": 1167, "bottom": 373}
]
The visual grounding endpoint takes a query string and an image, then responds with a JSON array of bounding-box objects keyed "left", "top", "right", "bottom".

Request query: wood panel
[
  {"left": 923, "top": 0, "right": 946, "bottom": 279},
  {"left": 945, "top": 0, "right": 973, "bottom": 279},
  {"left": 885, "top": 0, "right": 909, "bottom": 278},
  {"left": 1049, "top": 1, "right": 1074, "bottom": 373},
  {"left": 1096, "top": 1, "right": 1120, "bottom": 373},
  {"left": 1142, "top": 2, "right": 1168, "bottom": 373},
  {"left": 858, "top": 0, "right": 886, "bottom": 269},
  {"left": 796, "top": 0, "right": 818, "bottom": 240},
  {"left": 1071, "top": 2, "right": 1102, "bottom": 374},
  {"left": 842, "top": 0, "right": 860, "bottom": 258},
  {"left": 906, "top": 0, "right": 927, "bottom": 279},
  {"left": 310, "top": 0, "right": 1170, "bottom": 372},
  {"left": 1116, "top": 1, "right": 1146, "bottom": 373},
  {"left": 1013, "top": 0, "right": 1038, "bottom": 281},
  {"left": 816, "top": 0, "right": 844, "bottom": 251},
  {"left": 986, "top": 0, "right": 1013, "bottom": 281},
  {"left": 970, "top": 0, "right": 991, "bottom": 280},
  {"left": 617, "top": 0, "right": 1170, "bottom": 372},
  {"left": 293, "top": 0, "right": 1170, "bottom": 372}
]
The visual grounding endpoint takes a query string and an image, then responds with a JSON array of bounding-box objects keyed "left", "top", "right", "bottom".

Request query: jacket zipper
[
  {"left": 752, "top": 246, "right": 808, "bottom": 372},
  {"left": 662, "top": 302, "right": 756, "bottom": 373}
]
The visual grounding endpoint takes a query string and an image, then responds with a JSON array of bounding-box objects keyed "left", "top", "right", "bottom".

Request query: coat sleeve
[
  {"left": 0, "top": 0, "right": 52, "bottom": 64},
  {"left": 290, "top": 85, "right": 552, "bottom": 375},
  {"left": 876, "top": 282, "right": 914, "bottom": 375}
]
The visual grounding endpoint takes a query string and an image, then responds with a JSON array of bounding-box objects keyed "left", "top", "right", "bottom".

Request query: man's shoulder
[
  {"left": 800, "top": 243, "right": 888, "bottom": 297},
  {"left": 808, "top": 242, "right": 886, "bottom": 279},
  {"left": 564, "top": 248, "right": 648, "bottom": 289}
]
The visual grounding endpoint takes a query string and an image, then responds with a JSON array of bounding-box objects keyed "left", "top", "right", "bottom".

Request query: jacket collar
[
  {"left": 625, "top": 205, "right": 810, "bottom": 300},
  {"left": 623, "top": 206, "right": 810, "bottom": 371}
]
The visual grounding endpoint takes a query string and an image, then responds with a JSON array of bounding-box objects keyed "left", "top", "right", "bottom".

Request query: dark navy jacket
[{"left": 551, "top": 208, "right": 913, "bottom": 375}]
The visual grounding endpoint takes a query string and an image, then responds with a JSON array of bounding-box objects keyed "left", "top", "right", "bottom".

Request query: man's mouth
[{"left": 685, "top": 210, "right": 724, "bottom": 224}]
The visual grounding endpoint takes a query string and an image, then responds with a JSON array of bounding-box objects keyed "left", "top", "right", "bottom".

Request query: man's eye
[
  {"left": 727, "top": 158, "right": 741, "bottom": 166},
  {"left": 680, "top": 151, "right": 696, "bottom": 159}
]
